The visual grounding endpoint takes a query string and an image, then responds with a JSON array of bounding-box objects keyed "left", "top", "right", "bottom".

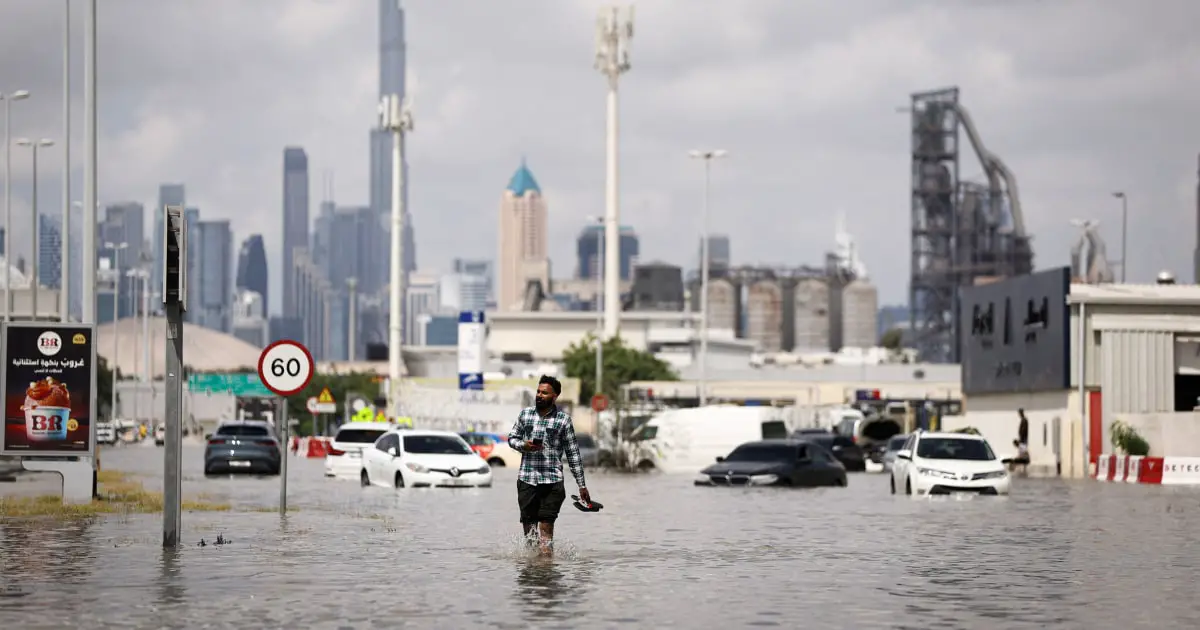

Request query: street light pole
[
  {"left": 82, "top": 0, "right": 97, "bottom": 325},
  {"left": 2, "top": 90, "right": 30, "bottom": 321},
  {"left": 1112, "top": 191, "right": 1128, "bottom": 283},
  {"left": 688, "top": 149, "right": 727, "bottom": 406},
  {"left": 62, "top": 0, "right": 71, "bottom": 321},
  {"left": 594, "top": 5, "right": 633, "bottom": 340},
  {"left": 105, "top": 241, "right": 126, "bottom": 421},
  {"left": 590, "top": 216, "right": 605, "bottom": 397},
  {"left": 17, "top": 138, "right": 55, "bottom": 320}
]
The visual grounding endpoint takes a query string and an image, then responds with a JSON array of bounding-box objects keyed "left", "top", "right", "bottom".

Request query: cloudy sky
[{"left": 1, "top": 0, "right": 1197, "bottom": 313}]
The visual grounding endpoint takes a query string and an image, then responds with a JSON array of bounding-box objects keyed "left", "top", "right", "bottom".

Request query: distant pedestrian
[
  {"left": 1017, "top": 409, "right": 1029, "bottom": 446},
  {"left": 507, "top": 375, "right": 590, "bottom": 556}
]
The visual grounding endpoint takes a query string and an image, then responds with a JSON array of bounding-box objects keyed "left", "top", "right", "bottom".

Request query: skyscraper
[
  {"left": 153, "top": 183, "right": 185, "bottom": 303},
  {"left": 497, "top": 160, "right": 550, "bottom": 310},
  {"left": 577, "top": 223, "right": 639, "bottom": 281},
  {"left": 98, "top": 202, "right": 145, "bottom": 270},
  {"left": 282, "top": 147, "right": 310, "bottom": 315},
  {"left": 195, "top": 219, "right": 233, "bottom": 332},
  {"left": 236, "top": 234, "right": 269, "bottom": 307},
  {"left": 37, "top": 213, "right": 62, "bottom": 290},
  {"left": 184, "top": 207, "right": 201, "bottom": 323},
  {"left": 699, "top": 234, "right": 731, "bottom": 276}
]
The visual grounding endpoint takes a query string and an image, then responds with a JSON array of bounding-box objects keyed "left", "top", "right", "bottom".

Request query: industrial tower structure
[{"left": 908, "top": 87, "right": 1034, "bottom": 363}]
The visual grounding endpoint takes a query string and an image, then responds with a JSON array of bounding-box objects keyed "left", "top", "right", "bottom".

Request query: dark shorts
[{"left": 517, "top": 480, "right": 566, "bottom": 524}]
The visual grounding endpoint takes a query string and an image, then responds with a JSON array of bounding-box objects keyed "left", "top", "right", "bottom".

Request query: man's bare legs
[{"left": 537, "top": 522, "right": 555, "bottom": 556}]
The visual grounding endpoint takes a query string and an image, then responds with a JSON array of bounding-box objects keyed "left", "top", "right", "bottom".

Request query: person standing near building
[
  {"left": 507, "top": 375, "right": 590, "bottom": 556},
  {"left": 1017, "top": 408, "right": 1029, "bottom": 447}
]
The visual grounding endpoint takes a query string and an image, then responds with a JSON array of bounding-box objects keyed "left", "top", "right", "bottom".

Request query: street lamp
[
  {"left": 16, "top": 138, "right": 55, "bottom": 320},
  {"left": 1, "top": 90, "right": 30, "bottom": 321},
  {"left": 587, "top": 215, "right": 605, "bottom": 398},
  {"left": 688, "top": 149, "right": 727, "bottom": 406},
  {"left": 1112, "top": 191, "right": 1128, "bottom": 283},
  {"left": 126, "top": 267, "right": 149, "bottom": 423},
  {"left": 105, "top": 241, "right": 127, "bottom": 421}
]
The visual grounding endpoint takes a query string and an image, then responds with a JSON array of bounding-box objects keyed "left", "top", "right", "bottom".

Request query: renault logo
[{"left": 450, "top": 467, "right": 460, "bottom": 477}]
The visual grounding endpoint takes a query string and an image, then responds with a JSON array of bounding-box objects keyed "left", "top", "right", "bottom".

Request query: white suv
[{"left": 890, "top": 431, "right": 1010, "bottom": 496}]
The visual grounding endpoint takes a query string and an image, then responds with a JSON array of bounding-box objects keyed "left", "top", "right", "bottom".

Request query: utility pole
[
  {"left": 688, "top": 150, "right": 727, "bottom": 406},
  {"left": 379, "top": 94, "right": 412, "bottom": 420},
  {"left": 594, "top": 5, "right": 633, "bottom": 340},
  {"left": 161, "top": 205, "right": 187, "bottom": 548},
  {"left": 347, "top": 277, "right": 358, "bottom": 362}
]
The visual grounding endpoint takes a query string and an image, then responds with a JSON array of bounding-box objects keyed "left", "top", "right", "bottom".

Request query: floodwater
[{"left": 3, "top": 446, "right": 1200, "bottom": 629}]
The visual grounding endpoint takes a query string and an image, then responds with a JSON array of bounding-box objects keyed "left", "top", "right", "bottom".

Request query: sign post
[
  {"left": 457, "top": 310, "right": 485, "bottom": 393},
  {"left": 257, "top": 340, "right": 314, "bottom": 516},
  {"left": 2, "top": 322, "right": 98, "bottom": 504},
  {"left": 161, "top": 205, "right": 187, "bottom": 548}
]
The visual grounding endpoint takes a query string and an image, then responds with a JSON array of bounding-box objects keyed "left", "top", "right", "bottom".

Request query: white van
[{"left": 623, "top": 405, "right": 789, "bottom": 473}]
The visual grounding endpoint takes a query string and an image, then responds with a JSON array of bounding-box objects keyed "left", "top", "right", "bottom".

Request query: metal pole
[
  {"left": 3, "top": 95, "right": 16, "bottom": 322},
  {"left": 82, "top": 0, "right": 97, "bottom": 325},
  {"left": 595, "top": 225, "right": 604, "bottom": 396},
  {"left": 110, "top": 253, "right": 119, "bottom": 421},
  {"left": 61, "top": 0, "right": 71, "bottom": 321},
  {"left": 347, "top": 277, "right": 357, "bottom": 362},
  {"left": 595, "top": 6, "right": 632, "bottom": 340},
  {"left": 380, "top": 95, "right": 411, "bottom": 420},
  {"left": 31, "top": 144, "right": 39, "bottom": 320},
  {"left": 698, "top": 158, "right": 710, "bottom": 406},
  {"left": 131, "top": 272, "right": 140, "bottom": 424},
  {"left": 142, "top": 273, "right": 150, "bottom": 395},
  {"left": 279, "top": 400, "right": 288, "bottom": 515},
  {"left": 163, "top": 300, "right": 183, "bottom": 547}
]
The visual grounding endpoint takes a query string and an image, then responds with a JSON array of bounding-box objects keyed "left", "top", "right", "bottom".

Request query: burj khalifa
[{"left": 369, "top": 0, "right": 416, "bottom": 295}]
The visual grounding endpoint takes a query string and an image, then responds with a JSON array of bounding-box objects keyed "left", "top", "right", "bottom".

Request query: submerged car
[
  {"left": 804, "top": 434, "right": 867, "bottom": 472},
  {"left": 695, "top": 439, "right": 847, "bottom": 488},
  {"left": 880, "top": 434, "right": 911, "bottom": 472},
  {"left": 890, "top": 431, "right": 1010, "bottom": 496},
  {"left": 360, "top": 429, "right": 492, "bottom": 489},
  {"left": 204, "top": 421, "right": 282, "bottom": 476},
  {"left": 459, "top": 431, "right": 522, "bottom": 468},
  {"left": 325, "top": 422, "right": 394, "bottom": 479}
]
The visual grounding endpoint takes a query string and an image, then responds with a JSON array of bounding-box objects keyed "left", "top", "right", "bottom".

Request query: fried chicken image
[{"left": 22, "top": 376, "right": 71, "bottom": 410}]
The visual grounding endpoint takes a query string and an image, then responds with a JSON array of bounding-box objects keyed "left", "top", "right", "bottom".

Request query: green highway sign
[{"left": 187, "top": 372, "right": 274, "bottom": 398}]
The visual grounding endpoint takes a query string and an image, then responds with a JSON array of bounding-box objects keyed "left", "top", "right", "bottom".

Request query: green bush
[{"left": 1110, "top": 420, "right": 1151, "bottom": 456}]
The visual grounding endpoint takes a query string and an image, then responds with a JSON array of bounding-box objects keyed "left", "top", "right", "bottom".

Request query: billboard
[
  {"left": 457, "top": 311, "right": 485, "bottom": 391},
  {"left": 1, "top": 322, "right": 99, "bottom": 457},
  {"left": 959, "top": 267, "right": 1070, "bottom": 395}
]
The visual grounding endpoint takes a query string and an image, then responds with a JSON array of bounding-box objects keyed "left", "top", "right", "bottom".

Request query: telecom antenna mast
[{"left": 594, "top": 5, "right": 633, "bottom": 339}]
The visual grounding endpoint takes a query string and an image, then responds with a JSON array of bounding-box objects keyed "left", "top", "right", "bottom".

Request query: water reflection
[
  {"left": 514, "top": 555, "right": 594, "bottom": 621},
  {"left": 158, "top": 548, "right": 186, "bottom": 607}
]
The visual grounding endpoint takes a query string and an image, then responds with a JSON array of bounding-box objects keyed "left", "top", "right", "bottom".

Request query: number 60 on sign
[{"left": 256, "top": 340, "right": 315, "bottom": 397}]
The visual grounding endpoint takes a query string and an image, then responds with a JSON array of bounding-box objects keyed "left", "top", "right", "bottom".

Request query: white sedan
[
  {"left": 890, "top": 431, "right": 1010, "bottom": 496},
  {"left": 360, "top": 429, "right": 493, "bottom": 489}
]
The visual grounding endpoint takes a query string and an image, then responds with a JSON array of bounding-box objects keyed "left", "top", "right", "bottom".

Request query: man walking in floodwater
[{"left": 507, "top": 375, "right": 589, "bottom": 555}]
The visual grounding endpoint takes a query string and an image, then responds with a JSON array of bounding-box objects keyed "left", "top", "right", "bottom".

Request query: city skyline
[{"left": 0, "top": 1, "right": 1197, "bottom": 309}]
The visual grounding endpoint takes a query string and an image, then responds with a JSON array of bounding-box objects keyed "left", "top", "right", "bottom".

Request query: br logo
[{"left": 30, "top": 415, "right": 64, "bottom": 432}]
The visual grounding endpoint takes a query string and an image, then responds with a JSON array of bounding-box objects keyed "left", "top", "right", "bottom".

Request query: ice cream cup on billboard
[{"left": 26, "top": 406, "right": 71, "bottom": 441}]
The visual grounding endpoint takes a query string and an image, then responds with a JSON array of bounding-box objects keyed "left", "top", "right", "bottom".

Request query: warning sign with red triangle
[{"left": 317, "top": 387, "right": 335, "bottom": 404}]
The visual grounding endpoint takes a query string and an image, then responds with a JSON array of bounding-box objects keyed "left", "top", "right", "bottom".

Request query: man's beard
[{"left": 535, "top": 399, "right": 552, "bottom": 411}]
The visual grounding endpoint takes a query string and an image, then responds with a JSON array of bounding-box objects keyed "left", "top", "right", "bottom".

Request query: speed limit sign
[{"left": 257, "top": 340, "right": 315, "bottom": 397}]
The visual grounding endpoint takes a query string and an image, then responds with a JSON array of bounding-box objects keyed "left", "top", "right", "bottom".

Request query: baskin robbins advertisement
[{"left": 1, "top": 322, "right": 98, "bottom": 457}]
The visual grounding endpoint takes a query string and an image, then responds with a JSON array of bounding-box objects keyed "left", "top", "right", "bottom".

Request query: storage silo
[
  {"left": 746, "top": 279, "right": 784, "bottom": 352},
  {"left": 792, "top": 277, "right": 830, "bottom": 351},
  {"left": 839, "top": 279, "right": 879, "bottom": 349},
  {"left": 705, "top": 277, "right": 739, "bottom": 335}
]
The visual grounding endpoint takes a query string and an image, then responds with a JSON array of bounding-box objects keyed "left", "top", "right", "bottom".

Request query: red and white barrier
[
  {"left": 1093, "top": 454, "right": 1200, "bottom": 485},
  {"left": 290, "top": 437, "right": 332, "bottom": 458}
]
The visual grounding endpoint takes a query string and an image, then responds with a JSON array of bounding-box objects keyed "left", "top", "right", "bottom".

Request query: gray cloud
[{"left": 0, "top": 0, "right": 1196, "bottom": 311}]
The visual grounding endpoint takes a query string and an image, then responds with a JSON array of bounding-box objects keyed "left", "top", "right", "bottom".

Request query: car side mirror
[
  {"left": 388, "top": 447, "right": 398, "bottom": 457},
  {"left": 896, "top": 449, "right": 912, "bottom": 461},
  {"left": 715, "top": 456, "right": 724, "bottom": 463}
]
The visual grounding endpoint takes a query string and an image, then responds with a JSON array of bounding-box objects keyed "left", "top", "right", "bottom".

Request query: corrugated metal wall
[{"left": 1099, "top": 330, "right": 1175, "bottom": 440}]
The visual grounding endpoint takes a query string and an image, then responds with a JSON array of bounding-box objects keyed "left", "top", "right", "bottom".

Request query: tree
[
  {"left": 96, "top": 357, "right": 120, "bottom": 421},
  {"left": 562, "top": 334, "right": 678, "bottom": 404},
  {"left": 283, "top": 372, "right": 382, "bottom": 436},
  {"left": 880, "top": 327, "right": 903, "bottom": 351}
]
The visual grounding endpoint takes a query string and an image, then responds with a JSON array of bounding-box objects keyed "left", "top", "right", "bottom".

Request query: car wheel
[
  {"left": 394, "top": 472, "right": 405, "bottom": 488},
  {"left": 905, "top": 477, "right": 913, "bottom": 495},
  {"left": 488, "top": 458, "right": 505, "bottom": 467},
  {"left": 360, "top": 469, "right": 370, "bottom": 487}
]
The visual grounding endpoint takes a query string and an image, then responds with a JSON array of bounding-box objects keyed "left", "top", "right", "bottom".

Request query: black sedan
[
  {"left": 204, "top": 421, "right": 281, "bottom": 476},
  {"left": 803, "top": 434, "right": 867, "bottom": 472},
  {"left": 695, "top": 439, "right": 847, "bottom": 488}
]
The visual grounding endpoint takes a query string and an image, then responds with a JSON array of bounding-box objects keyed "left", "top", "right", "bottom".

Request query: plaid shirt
[{"left": 507, "top": 405, "right": 587, "bottom": 488}]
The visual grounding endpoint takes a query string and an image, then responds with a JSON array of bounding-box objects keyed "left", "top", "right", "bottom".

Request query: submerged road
[{"left": 1, "top": 444, "right": 1198, "bottom": 628}]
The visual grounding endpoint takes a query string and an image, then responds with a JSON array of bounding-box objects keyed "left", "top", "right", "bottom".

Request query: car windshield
[
  {"left": 403, "top": 435, "right": 473, "bottom": 455},
  {"left": 576, "top": 434, "right": 596, "bottom": 448},
  {"left": 724, "top": 444, "right": 794, "bottom": 462},
  {"left": 216, "top": 425, "right": 270, "bottom": 437},
  {"left": 335, "top": 429, "right": 388, "bottom": 444},
  {"left": 888, "top": 436, "right": 909, "bottom": 450},
  {"left": 916, "top": 437, "right": 995, "bottom": 461}
]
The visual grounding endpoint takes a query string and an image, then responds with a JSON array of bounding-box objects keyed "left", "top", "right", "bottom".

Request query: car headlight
[
  {"left": 917, "top": 467, "right": 957, "bottom": 480},
  {"left": 476, "top": 466, "right": 490, "bottom": 475},
  {"left": 404, "top": 462, "right": 428, "bottom": 473},
  {"left": 693, "top": 474, "right": 713, "bottom": 485},
  {"left": 748, "top": 474, "right": 778, "bottom": 485},
  {"left": 977, "top": 470, "right": 1008, "bottom": 480}
]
